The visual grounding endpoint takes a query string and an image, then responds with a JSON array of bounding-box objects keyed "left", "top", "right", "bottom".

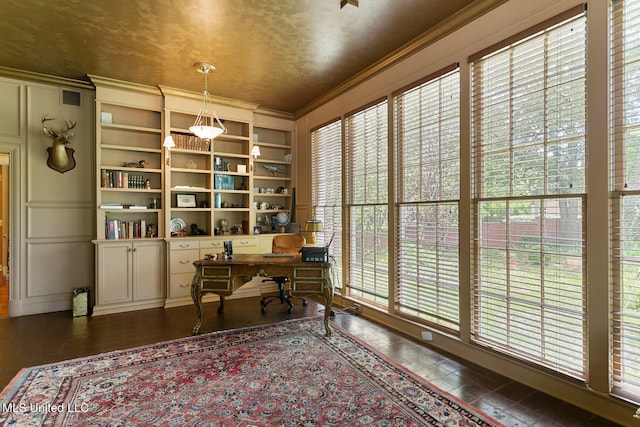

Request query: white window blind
[
  {"left": 611, "top": 0, "right": 640, "bottom": 401},
  {"left": 311, "top": 120, "right": 343, "bottom": 289},
  {"left": 470, "top": 6, "right": 587, "bottom": 378},
  {"left": 393, "top": 65, "right": 461, "bottom": 331},
  {"left": 345, "top": 99, "right": 389, "bottom": 306}
]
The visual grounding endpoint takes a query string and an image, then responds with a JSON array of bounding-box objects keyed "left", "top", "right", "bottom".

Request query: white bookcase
[{"left": 90, "top": 75, "right": 166, "bottom": 314}]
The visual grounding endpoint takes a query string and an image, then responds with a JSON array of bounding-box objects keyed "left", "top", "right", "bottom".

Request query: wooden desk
[{"left": 190, "top": 254, "right": 334, "bottom": 336}]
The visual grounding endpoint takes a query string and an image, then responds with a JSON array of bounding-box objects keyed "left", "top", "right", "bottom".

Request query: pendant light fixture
[{"left": 189, "top": 62, "right": 227, "bottom": 140}]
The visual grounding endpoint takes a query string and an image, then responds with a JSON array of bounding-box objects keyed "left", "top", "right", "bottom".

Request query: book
[
  {"left": 100, "top": 203, "right": 123, "bottom": 210},
  {"left": 105, "top": 218, "right": 121, "bottom": 239}
]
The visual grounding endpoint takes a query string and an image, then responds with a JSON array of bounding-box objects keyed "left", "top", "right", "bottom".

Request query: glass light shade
[
  {"left": 163, "top": 135, "right": 176, "bottom": 148},
  {"left": 189, "top": 124, "right": 224, "bottom": 140},
  {"left": 251, "top": 145, "right": 261, "bottom": 158},
  {"left": 190, "top": 62, "right": 226, "bottom": 141}
]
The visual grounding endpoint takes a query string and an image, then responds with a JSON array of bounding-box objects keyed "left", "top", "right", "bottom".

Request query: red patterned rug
[{"left": 0, "top": 317, "right": 503, "bottom": 426}]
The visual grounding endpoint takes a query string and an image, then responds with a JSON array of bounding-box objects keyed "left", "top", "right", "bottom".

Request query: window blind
[
  {"left": 345, "top": 99, "right": 389, "bottom": 306},
  {"left": 311, "top": 120, "right": 343, "bottom": 290},
  {"left": 610, "top": 0, "right": 640, "bottom": 401},
  {"left": 470, "top": 8, "right": 587, "bottom": 378},
  {"left": 393, "top": 66, "right": 461, "bottom": 331}
]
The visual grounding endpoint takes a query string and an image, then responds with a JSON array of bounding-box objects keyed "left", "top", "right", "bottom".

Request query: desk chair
[{"left": 260, "top": 234, "right": 308, "bottom": 313}]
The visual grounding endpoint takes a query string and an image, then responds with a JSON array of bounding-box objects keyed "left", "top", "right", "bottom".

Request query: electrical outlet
[{"left": 421, "top": 331, "right": 433, "bottom": 341}]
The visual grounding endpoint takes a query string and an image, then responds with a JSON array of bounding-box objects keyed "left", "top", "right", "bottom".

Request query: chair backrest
[{"left": 272, "top": 234, "right": 306, "bottom": 255}]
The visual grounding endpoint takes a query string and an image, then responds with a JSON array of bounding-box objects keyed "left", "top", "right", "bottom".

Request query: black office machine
[{"left": 301, "top": 233, "right": 334, "bottom": 262}]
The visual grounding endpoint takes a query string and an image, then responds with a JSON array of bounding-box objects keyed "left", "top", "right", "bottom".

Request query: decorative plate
[{"left": 170, "top": 218, "right": 186, "bottom": 233}]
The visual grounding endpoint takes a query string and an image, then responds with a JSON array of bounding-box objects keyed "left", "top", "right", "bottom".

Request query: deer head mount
[{"left": 41, "top": 115, "right": 77, "bottom": 173}]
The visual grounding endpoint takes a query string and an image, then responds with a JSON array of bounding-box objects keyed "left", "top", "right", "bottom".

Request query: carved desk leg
[
  {"left": 191, "top": 267, "right": 204, "bottom": 335},
  {"left": 323, "top": 268, "right": 334, "bottom": 337}
]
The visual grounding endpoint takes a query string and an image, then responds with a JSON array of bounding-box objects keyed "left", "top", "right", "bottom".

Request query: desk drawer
[
  {"left": 201, "top": 278, "right": 232, "bottom": 293},
  {"left": 199, "top": 265, "right": 232, "bottom": 293},
  {"left": 292, "top": 280, "right": 325, "bottom": 294},
  {"left": 202, "top": 265, "right": 231, "bottom": 277},
  {"left": 170, "top": 249, "right": 199, "bottom": 274},
  {"left": 294, "top": 267, "right": 325, "bottom": 279},
  {"left": 292, "top": 267, "right": 326, "bottom": 294}
]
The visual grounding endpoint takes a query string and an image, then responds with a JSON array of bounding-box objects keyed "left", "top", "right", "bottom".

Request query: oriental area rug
[{"left": 0, "top": 317, "right": 503, "bottom": 426}]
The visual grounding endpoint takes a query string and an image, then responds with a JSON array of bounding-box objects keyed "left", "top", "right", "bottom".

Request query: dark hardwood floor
[{"left": 0, "top": 297, "right": 621, "bottom": 426}]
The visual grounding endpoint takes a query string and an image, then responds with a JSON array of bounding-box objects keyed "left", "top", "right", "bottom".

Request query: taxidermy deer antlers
[
  {"left": 42, "top": 115, "right": 77, "bottom": 144},
  {"left": 41, "top": 114, "right": 77, "bottom": 173}
]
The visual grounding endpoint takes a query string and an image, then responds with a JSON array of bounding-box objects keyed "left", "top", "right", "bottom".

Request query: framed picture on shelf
[{"left": 176, "top": 194, "right": 197, "bottom": 208}]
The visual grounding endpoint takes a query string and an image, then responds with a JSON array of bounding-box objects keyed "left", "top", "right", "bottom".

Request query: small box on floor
[{"left": 72, "top": 288, "right": 89, "bottom": 317}]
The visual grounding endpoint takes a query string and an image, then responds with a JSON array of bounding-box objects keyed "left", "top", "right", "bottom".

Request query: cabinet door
[
  {"left": 256, "top": 235, "right": 274, "bottom": 254},
  {"left": 133, "top": 241, "right": 163, "bottom": 301},
  {"left": 97, "top": 242, "right": 132, "bottom": 305}
]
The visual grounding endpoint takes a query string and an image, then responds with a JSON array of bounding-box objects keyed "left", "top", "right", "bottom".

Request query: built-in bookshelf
[
  {"left": 252, "top": 118, "right": 295, "bottom": 233},
  {"left": 161, "top": 87, "right": 255, "bottom": 238},
  {"left": 90, "top": 75, "right": 166, "bottom": 315},
  {"left": 89, "top": 80, "right": 297, "bottom": 312},
  {"left": 91, "top": 77, "right": 164, "bottom": 241}
]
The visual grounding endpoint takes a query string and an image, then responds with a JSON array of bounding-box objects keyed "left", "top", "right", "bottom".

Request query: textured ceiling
[{"left": 1, "top": 0, "right": 501, "bottom": 115}]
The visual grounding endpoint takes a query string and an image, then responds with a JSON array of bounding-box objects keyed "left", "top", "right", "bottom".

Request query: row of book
[
  {"left": 105, "top": 218, "right": 147, "bottom": 239},
  {"left": 101, "top": 170, "right": 149, "bottom": 189},
  {"left": 99, "top": 203, "right": 147, "bottom": 210},
  {"left": 170, "top": 133, "right": 211, "bottom": 151},
  {"left": 214, "top": 174, "right": 235, "bottom": 190}
]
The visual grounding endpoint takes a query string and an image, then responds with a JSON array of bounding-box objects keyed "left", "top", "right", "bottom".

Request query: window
[
  {"left": 345, "top": 99, "right": 389, "bottom": 306},
  {"left": 311, "top": 120, "right": 343, "bottom": 289},
  {"left": 611, "top": 0, "right": 640, "bottom": 401},
  {"left": 470, "top": 7, "right": 587, "bottom": 378},
  {"left": 393, "top": 65, "right": 461, "bottom": 331}
]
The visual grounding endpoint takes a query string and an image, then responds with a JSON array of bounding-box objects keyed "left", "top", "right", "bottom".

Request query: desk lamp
[{"left": 305, "top": 220, "right": 323, "bottom": 245}]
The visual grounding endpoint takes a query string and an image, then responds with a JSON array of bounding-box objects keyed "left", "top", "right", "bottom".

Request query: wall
[
  {"left": 0, "top": 76, "right": 95, "bottom": 316},
  {"left": 295, "top": 0, "right": 635, "bottom": 424}
]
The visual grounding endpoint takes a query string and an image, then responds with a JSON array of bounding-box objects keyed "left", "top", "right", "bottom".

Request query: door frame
[{"left": 0, "top": 143, "right": 22, "bottom": 317}]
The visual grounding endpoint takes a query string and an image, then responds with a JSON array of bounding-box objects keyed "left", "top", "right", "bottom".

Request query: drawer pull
[
  {"left": 179, "top": 260, "right": 191, "bottom": 264},
  {"left": 180, "top": 283, "right": 190, "bottom": 288},
  {"left": 179, "top": 244, "right": 191, "bottom": 248}
]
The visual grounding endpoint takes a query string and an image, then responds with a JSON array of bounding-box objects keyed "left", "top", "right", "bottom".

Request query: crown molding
[
  {"left": 87, "top": 74, "right": 161, "bottom": 96},
  {"left": 159, "top": 85, "right": 259, "bottom": 111},
  {"left": 0, "top": 66, "right": 93, "bottom": 90},
  {"left": 254, "top": 107, "right": 294, "bottom": 120}
]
